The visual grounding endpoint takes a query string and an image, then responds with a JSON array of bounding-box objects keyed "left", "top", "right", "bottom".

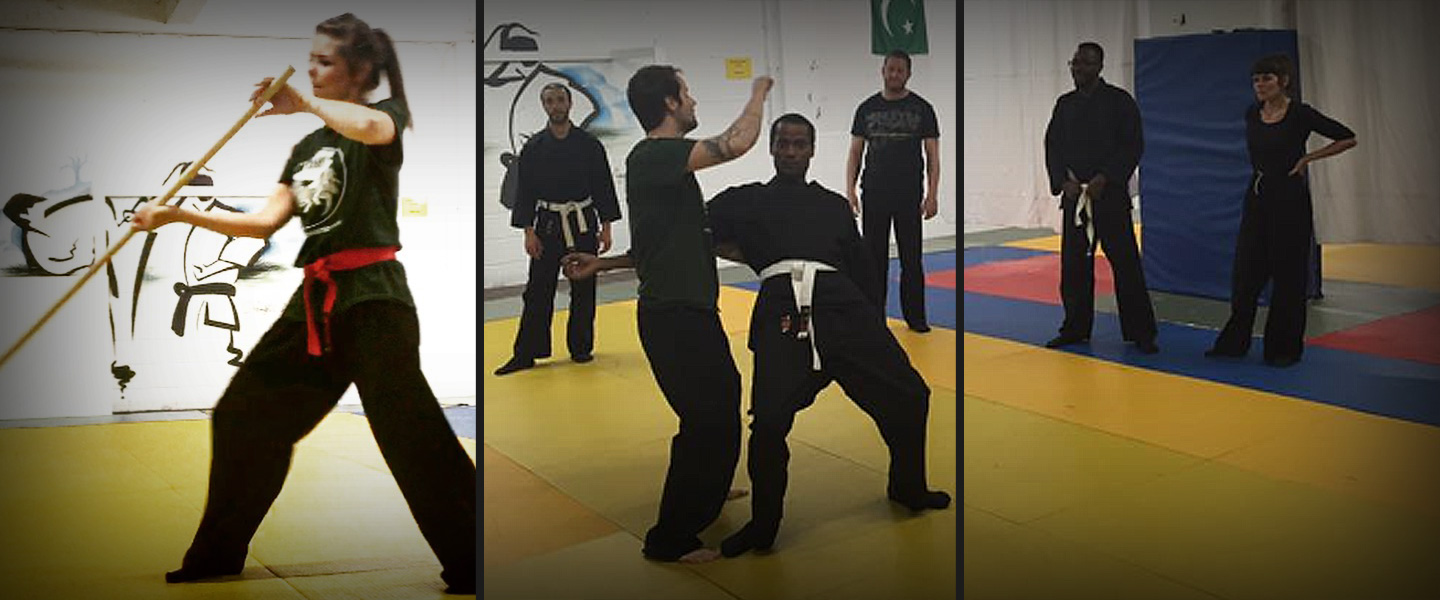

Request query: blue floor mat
[{"left": 965, "top": 290, "right": 1440, "bottom": 427}]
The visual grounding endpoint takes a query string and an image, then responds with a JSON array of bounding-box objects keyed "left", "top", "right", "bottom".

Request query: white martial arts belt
[
  {"left": 759, "top": 259, "right": 838, "bottom": 371},
  {"left": 1075, "top": 184, "right": 1097, "bottom": 257},
  {"left": 536, "top": 198, "right": 594, "bottom": 249}
]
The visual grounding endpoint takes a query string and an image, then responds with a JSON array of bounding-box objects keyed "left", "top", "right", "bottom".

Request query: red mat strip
[
  {"left": 962, "top": 254, "right": 1115, "bottom": 305},
  {"left": 925, "top": 269, "right": 956, "bottom": 289},
  {"left": 1308, "top": 304, "right": 1440, "bottom": 366}
]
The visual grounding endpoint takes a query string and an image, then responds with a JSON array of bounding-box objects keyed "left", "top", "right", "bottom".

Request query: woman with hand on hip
[{"left": 1206, "top": 54, "right": 1356, "bottom": 368}]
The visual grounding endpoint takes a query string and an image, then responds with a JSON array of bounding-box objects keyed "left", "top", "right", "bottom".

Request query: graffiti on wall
[
  {"left": 2, "top": 159, "right": 299, "bottom": 399},
  {"left": 482, "top": 21, "right": 649, "bottom": 210}
]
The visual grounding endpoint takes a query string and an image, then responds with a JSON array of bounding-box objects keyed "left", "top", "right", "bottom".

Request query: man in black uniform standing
[
  {"left": 495, "top": 82, "right": 622, "bottom": 375},
  {"left": 845, "top": 49, "right": 941, "bottom": 333},
  {"left": 1043, "top": 42, "right": 1159, "bottom": 353},
  {"left": 708, "top": 114, "right": 951, "bottom": 558}
]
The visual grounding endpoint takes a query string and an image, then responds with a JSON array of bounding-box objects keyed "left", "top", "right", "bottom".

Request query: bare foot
[
  {"left": 726, "top": 488, "right": 750, "bottom": 501},
  {"left": 676, "top": 547, "right": 721, "bottom": 564}
]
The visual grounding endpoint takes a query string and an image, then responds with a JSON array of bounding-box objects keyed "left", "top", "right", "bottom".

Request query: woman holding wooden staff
[{"left": 131, "top": 13, "right": 475, "bottom": 594}]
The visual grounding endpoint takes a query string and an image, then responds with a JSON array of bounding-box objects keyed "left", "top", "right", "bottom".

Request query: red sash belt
[{"left": 302, "top": 246, "right": 399, "bottom": 356}]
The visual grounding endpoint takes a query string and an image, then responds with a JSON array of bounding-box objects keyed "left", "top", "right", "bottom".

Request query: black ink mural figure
[
  {"left": 3, "top": 156, "right": 106, "bottom": 276},
  {"left": 483, "top": 22, "right": 602, "bottom": 208},
  {"left": 169, "top": 197, "right": 265, "bottom": 367}
]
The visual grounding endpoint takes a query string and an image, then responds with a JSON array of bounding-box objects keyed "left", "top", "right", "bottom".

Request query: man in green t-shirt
[{"left": 563, "top": 65, "right": 772, "bottom": 564}]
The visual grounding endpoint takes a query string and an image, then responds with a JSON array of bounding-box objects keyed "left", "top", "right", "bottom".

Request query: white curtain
[
  {"left": 1298, "top": 0, "right": 1440, "bottom": 243},
  {"left": 963, "top": 0, "right": 1140, "bottom": 233},
  {"left": 964, "top": 0, "right": 1440, "bottom": 244}
]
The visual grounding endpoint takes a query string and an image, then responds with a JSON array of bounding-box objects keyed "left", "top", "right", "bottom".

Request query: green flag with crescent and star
[{"left": 872, "top": 0, "right": 928, "bottom": 54}]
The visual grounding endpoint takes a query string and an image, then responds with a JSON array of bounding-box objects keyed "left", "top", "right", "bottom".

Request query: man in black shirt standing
[
  {"left": 495, "top": 82, "right": 622, "bottom": 375},
  {"left": 1043, "top": 42, "right": 1159, "bottom": 353},
  {"left": 708, "top": 114, "right": 951, "bottom": 558},
  {"left": 846, "top": 49, "right": 941, "bottom": 333}
]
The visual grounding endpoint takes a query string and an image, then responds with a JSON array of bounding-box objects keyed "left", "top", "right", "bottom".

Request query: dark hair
[
  {"left": 769, "top": 113, "right": 815, "bottom": 146},
  {"left": 316, "top": 13, "right": 412, "bottom": 129},
  {"left": 1251, "top": 53, "right": 1293, "bottom": 89},
  {"left": 540, "top": 82, "right": 572, "bottom": 101},
  {"left": 627, "top": 65, "right": 683, "bottom": 133},
  {"left": 1077, "top": 42, "right": 1104, "bottom": 63},
  {"left": 884, "top": 49, "right": 912, "bottom": 71}
]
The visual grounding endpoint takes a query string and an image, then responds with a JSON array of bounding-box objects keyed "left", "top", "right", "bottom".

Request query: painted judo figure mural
[
  {"left": 3, "top": 159, "right": 292, "bottom": 402},
  {"left": 482, "top": 21, "right": 649, "bottom": 209}
]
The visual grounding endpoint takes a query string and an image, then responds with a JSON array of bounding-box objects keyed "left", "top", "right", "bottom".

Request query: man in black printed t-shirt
[{"left": 845, "top": 49, "right": 941, "bottom": 333}]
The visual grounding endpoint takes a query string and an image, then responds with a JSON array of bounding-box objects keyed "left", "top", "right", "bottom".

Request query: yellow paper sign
[
  {"left": 401, "top": 197, "right": 428, "bottom": 217},
  {"left": 726, "top": 57, "right": 752, "bottom": 80}
]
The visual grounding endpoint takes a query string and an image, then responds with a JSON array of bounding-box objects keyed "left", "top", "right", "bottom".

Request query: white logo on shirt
[{"left": 291, "top": 146, "right": 347, "bottom": 236}]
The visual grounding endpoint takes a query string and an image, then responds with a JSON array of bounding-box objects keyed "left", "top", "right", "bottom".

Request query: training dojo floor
[
  {"left": 483, "top": 240, "right": 959, "bottom": 600},
  {"left": 0, "top": 403, "right": 476, "bottom": 598},
  {"left": 964, "top": 227, "right": 1440, "bottom": 599}
]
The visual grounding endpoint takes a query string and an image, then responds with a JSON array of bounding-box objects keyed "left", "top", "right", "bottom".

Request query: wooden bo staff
[{"left": 0, "top": 65, "right": 297, "bottom": 372}]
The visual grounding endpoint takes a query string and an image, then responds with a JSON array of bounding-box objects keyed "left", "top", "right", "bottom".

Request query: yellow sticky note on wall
[
  {"left": 401, "top": 197, "right": 427, "bottom": 217},
  {"left": 726, "top": 57, "right": 752, "bottom": 80}
]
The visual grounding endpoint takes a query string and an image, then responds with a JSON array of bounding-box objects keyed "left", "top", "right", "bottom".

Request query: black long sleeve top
[
  {"left": 510, "top": 124, "right": 621, "bottom": 228},
  {"left": 1044, "top": 78, "right": 1143, "bottom": 197},
  {"left": 706, "top": 178, "right": 883, "bottom": 311}
]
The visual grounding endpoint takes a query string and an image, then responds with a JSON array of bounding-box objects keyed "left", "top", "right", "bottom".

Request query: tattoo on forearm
[{"left": 703, "top": 123, "right": 744, "bottom": 160}]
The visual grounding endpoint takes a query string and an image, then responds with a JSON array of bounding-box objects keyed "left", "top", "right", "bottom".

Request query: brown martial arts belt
[
  {"left": 759, "top": 259, "right": 838, "bottom": 371},
  {"left": 536, "top": 198, "right": 593, "bottom": 250},
  {"left": 302, "top": 246, "right": 399, "bottom": 356}
]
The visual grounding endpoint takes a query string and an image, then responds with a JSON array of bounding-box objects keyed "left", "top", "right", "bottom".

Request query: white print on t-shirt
[
  {"left": 291, "top": 146, "right": 347, "bottom": 236},
  {"left": 863, "top": 110, "right": 923, "bottom": 150}
]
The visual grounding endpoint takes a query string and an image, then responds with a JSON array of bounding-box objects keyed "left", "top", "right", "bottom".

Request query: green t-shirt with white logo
[{"left": 277, "top": 98, "right": 415, "bottom": 322}]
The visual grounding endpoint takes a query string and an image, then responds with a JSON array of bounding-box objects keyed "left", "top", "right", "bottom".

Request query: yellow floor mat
[
  {"left": 1322, "top": 243, "right": 1440, "bottom": 292},
  {"left": 964, "top": 330, "right": 1440, "bottom": 598},
  {"left": 483, "top": 293, "right": 958, "bottom": 600},
  {"left": 0, "top": 413, "right": 476, "bottom": 599},
  {"left": 964, "top": 332, "right": 1440, "bottom": 516},
  {"left": 1001, "top": 224, "right": 1142, "bottom": 256}
]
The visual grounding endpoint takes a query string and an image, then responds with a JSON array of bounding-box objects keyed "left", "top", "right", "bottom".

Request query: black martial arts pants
[
  {"left": 1058, "top": 188, "right": 1157, "bottom": 343},
  {"left": 862, "top": 188, "right": 927, "bottom": 328},
  {"left": 512, "top": 209, "right": 600, "bottom": 360},
  {"left": 1211, "top": 176, "right": 1313, "bottom": 362},
  {"left": 636, "top": 304, "right": 742, "bottom": 560},
  {"left": 743, "top": 284, "right": 932, "bottom": 539},
  {"left": 175, "top": 300, "right": 476, "bottom": 590}
]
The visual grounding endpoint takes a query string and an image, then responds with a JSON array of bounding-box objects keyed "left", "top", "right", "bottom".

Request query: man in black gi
[
  {"left": 1042, "top": 42, "right": 1159, "bottom": 353},
  {"left": 563, "top": 67, "right": 773, "bottom": 563},
  {"left": 845, "top": 49, "right": 941, "bottom": 333},
  {"left": 708, "top": 113, "right": 951, "bottom": 558},
  {"left": 495, "top": 82, "right": 622, "bottom": 375}
]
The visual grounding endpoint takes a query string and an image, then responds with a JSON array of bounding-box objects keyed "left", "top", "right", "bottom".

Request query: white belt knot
[
  {"left": 536, "top": 198, "right": 594, "bottom": 249},
  {"left": 1075, "top": 184, "right": 1096, "bottom": 257},
  {"left": 758, "top": 259, "right": 838, "bottom": 371}
]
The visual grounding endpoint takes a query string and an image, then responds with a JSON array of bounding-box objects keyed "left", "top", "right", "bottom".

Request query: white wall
[
  {"left": 0, "top": 0, "right": 477, "bottom": 417},
  {"left": 483, "top": 0, "right": 958, "bottom": 289},
  {"left": 1143, "top": 0, "right": 1289, "bottom": 37}
]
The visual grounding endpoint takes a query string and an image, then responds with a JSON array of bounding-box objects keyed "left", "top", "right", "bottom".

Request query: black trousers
[
  {"left": 512, "top": 208, "right": 600, "bottom": 360},
  {"left": 636, "top": 304, "right": 743, "bottom": 560},
  {"left": 861, "top": 188, "right": 927, "bottom": 328},
  {"left": 176, "top": 300, "right": 476, "bottom": 589},
  {"left": 1058, "top": 188, "right": 1157, "bottom": 342},
  {"left": 1211, "top": 174, "right": 1313, "bottom": 361},
  {"left": 743, "top": 279, "right": 932, "bottom": 537}
]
